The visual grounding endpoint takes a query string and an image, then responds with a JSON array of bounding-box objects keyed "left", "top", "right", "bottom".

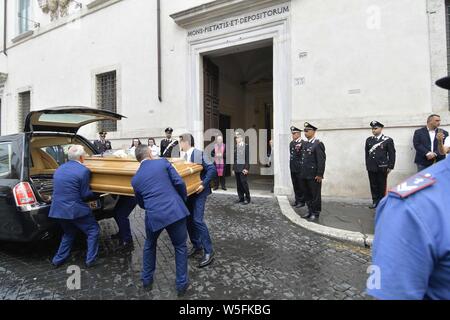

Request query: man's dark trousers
[
  {"left": 300, "top": 179, "right": 322, "bottom": 213},
  {"left": 114, "top": 196, "right": 137, "bottom": 243},
  {"left": 235, "top": 172, "right": 250, "bottom": 202},
  {"left": 187, "top": 193, "right": 213, "bottom": 255},
  {"left": 142, "top": 217, "right": 188, "bottom": 291},
  {"left": 52, "top": 214, "right": 100, "bottom": 266},
  {"left": 368, "top": 171, "right": 388, "bottom": 205}
]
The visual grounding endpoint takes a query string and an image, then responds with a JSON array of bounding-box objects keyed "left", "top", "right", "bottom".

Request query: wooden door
[{"left": 203, "top": 57, "right": 220, "bottom": 139}]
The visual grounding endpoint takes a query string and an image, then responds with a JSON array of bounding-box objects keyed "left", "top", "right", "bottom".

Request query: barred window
[
  {"left": 18, "top": 91, "right": 31, "bottom": 132},
  {"left": 96, "top": 71, "right": 117, "bottom": 132}
]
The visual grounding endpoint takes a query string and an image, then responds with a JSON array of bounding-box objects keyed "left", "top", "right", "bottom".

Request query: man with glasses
[
  {"left": 93, "top": 131, "right": 112, "bottom": 154},
  {"left": 365, "top": 121, "right": 396, "bottom": 209}
]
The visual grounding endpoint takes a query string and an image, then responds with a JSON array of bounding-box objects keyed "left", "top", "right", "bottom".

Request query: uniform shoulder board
[{"left": 389, "top": 173, "right": 436, "bottom": 199}]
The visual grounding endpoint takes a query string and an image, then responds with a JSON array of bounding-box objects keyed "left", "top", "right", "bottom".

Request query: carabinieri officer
[
  {"left": 365, "top": 121, "right": 396, "bottom": 209},
  {"left": 299, "top": 122, "right": 326, "bottom": 222},
  {"left": 289, "top": 126, "right": 305, "bottom": 208}
]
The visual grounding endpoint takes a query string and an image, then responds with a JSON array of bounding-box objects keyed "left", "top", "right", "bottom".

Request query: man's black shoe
[
  {"left": 222, "top": 187, "right": 227, "bottom": 191},
  {"left": 119, "top": 241, "right": 135, "bottom": 251},
  {"left": 308, "top": 214, "right": 319, "bottom": 222},
  {"left": 213, "top": 187, "right": 219, "bottom": 191},
  {"left": 292, "top": 201, "right": 299, "bottom": 207},
  {"left": 143, "top": 281, "right": 153, "bottom": 291},
  {"left": 242, "top": 200, "right": 250, "bottom": 205},
  {"left": 188, "top": 247, "right": 203, "bottom": 258},
  {"left": 235, "top": 199, "right": 245, "bottom": 204},
  {"left": 85, "top": 258, "right": 102, "bottom": 269},
  {"left": 177, "top": 284, "right": 189, "bottom": 297},
  {"left": 295, "top": 202, "right": 306, "bottom": 208},
  {"left": 369, "top": 203, "right": 377, "bottom": 209},
  {"left": 301, "top": 212, "right": 312, "bottom": 219},
  {"left": 198, "top": 252, "right": 215, "bottom": 268},
  {"left": 111, "top": 232, "right": 121, "bottom": 240}
]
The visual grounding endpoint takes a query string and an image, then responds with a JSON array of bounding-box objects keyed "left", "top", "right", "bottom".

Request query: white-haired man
[{"left": 49, "top": 145, "right": 100, "bottom": 268}]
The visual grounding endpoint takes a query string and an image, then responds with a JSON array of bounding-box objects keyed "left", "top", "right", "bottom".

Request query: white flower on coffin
[{"left": 113, "top": 149, "right": 128, "bottom": 159}]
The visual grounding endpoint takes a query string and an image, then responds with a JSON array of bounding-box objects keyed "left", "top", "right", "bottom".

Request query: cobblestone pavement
[{"left": 0, "top": 194, "right": 372, "bottom": 300}]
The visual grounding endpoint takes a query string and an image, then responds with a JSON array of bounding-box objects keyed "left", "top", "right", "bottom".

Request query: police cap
[
  {"left": 370, "top": 121, "right": 384, "bottom": 128},
  {"left": 165, "top": 127, "right": 174, "bottom": 133},
  {"left": 304, "top": 122, "right": 318, "bottom": 131},
  {"left": 290, "top": 126, "right": 302, "bottom": 133}
]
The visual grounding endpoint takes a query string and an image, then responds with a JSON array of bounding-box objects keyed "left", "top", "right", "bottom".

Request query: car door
[{"left": 0, "top": 136, "right": 24, "bottom": 240}]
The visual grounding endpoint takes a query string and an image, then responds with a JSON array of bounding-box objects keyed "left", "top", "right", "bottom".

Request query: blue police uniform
[
  {"left": 49, "top": 161, "right": 100, "bottom": 266},
  {"left": 131, "top": 158, "right": 190, "bottom": 291},
  {"left": 186, "top": 149, "right": 217, "bottom": 255},
  {"left": 368, "top": 157, "right": 450, "bottom": 299},
  {"left": 113, "top": 196, "right": 137, "bottom": 244}
]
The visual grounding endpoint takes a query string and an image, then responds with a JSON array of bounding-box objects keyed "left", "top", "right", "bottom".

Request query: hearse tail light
[{"left": 13, "top": 182, "right": 38, "bottom": 207}]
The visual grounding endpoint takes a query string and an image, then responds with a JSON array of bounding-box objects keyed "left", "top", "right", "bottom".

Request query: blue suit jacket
[
  {"left": 131, "top": 159, "right": 190, "bottom": 232},
  {"left": 413, "top": 127, "right": 449, "bottom": 166},
  {"left": 49, "top": 161, "right": 95, "bottom": 220},
  {"left": 190, "top": 148, "right": 217, "bottom": 198}
]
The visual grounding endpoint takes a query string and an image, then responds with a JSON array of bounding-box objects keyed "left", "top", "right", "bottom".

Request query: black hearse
[{"left": 0, "top": 107, "right": 125, "bottom": 242}]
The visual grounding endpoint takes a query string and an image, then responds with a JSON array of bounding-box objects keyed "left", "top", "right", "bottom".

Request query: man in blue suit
[
  {"left": 179, "top": 133, "right": 217, "bottom": 268},
  {"left": 131, "top": 145, "right": 190, "bottom": 296},
  {"left": 413, "top": 114, "right": 449, "bottom": 172},
  {"left": 49, "top": 145, "right": 100, "bottom": 268}
]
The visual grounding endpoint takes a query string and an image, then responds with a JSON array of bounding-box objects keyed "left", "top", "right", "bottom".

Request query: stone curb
[{"left": 277, "top": 195, "right": 374, "bottom": 248}]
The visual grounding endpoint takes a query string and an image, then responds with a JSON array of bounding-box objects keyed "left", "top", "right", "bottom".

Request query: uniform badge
[{"left": 389, "top": 173, "right": 436, "bottom": 199}]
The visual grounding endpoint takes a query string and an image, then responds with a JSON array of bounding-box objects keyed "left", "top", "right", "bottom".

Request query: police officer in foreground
[
  {"left": 367, "top": 76, "right": 450, "bottom": 300},
  {"left": 289, "top": 126, "right": 305, "bottom": 208},
  {"left": 93, "top": 131, "right": 112, "bottom": 154},
  {"left": 365, "top": 121, "right": 396, "bottom": 209},
  {"left": 299, "top": 122, "right": 326, "bottom": 222},
  {"left": 160, "top": 127, "right": 180, "bottom": 158}
]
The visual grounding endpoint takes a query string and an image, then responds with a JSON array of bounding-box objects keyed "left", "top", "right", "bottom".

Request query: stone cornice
[{"left": 170, "top": 0, "right": 289, "bottom": 28}]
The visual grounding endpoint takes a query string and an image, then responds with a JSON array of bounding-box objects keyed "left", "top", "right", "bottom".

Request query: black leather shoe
[
  {"left": 292, "top": 202, "right": 299, "bottom": 207},
  {"left": 85, "top": 258, "right": 102, "bottom": 269},
  {"left": 119, "top": 241, "right": 135, "bottom": 251},
  {"left": 188, "top": 247, "right": 203, "bottom": 258},
  {"left": 235, "top": 199, "right": 245, "bottom": 204},
  {"left": 111, "top": 232, "right": 121, "bottom": 240},
  {"left": 308, "top": 214, "right": 319, "bottom": 222},
  {"left": 177, "top": 284, "right": 189, "bottom": 297},
  {"left": 301, "top": 212, "right": 312, "bottom": 219},
  {"left": 213, "top": 187, "right": 219, "bottom": 191},
  {"left": 242, "top": 200, "right": 250, "bottom": 205},
  {"left": 222, "top": 187, "right": 227, "bottom": 191},
  {"left": 143, "top": 281, "right": 153, "bottom": 291},
  {"left": 198, "top": 252, "right": 215, "bottom": 268},
  {"left": 295, "top": 202, "right": 306, "bottom": 208}
]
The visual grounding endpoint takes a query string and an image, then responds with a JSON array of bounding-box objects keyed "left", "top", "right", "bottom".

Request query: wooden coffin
[{"left": 83, "top": 157, "right": 203, "bottom": 197}]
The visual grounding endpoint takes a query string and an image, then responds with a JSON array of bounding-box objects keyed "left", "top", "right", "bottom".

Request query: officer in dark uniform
[
  {"left": 365, "top": 121, "right": 396, "bottom": 209},
  {"left": 160, "top": 127, "right": 180, "bottom": 158},
  {"left": 367, "top": 76, "right": 450, "bottom": 300},
  {"left": 289, "top": 126, "right": 305, "bottom": 208},
  {"left": 299, "top": 122, "right": 326, "bottom": 222},
  {"left": 93, "top": 131, "right": 112, "bottom": 154}
]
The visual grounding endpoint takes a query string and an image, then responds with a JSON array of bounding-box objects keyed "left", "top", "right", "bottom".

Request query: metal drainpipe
[
  {"left": 157, "top": 0, "right": 162, "bottom": 102},
  {"left": 3, "top": 0, "right": 7, "bottom": 56}
]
